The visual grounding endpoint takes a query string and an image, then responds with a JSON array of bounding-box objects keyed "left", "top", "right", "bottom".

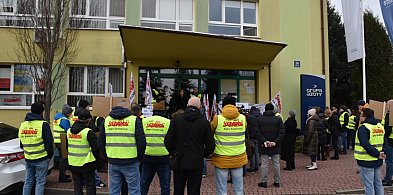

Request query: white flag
[
  {"left": 211, "top": 94, "right": 218, "bottom": 118},
  {"left": 144, "top": 72, "right": 153, "bottom": 105},
  {"left": 130, "top": 72, "right": 135, "bottom": 104},
  {"left": 109, "top": 83, "right": 113, "bottom": 97},
  {"left": 342, "top": 0, "right": 365, "bottom": 62}
]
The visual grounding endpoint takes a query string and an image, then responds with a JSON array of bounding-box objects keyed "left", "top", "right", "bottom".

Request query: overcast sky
[{"left": 330, "top": 0, "right": 384, "bottom": 24}]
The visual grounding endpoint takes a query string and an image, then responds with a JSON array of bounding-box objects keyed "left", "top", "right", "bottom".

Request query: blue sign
[
  {"left": 380, "top": 0, "right": 393, "bottom": 43},
  {"left": 294, "top": 60, "right": 301, "bottom": 68},
  {"left": 300, "top": 74, "right": 326, "bottom": 132}
]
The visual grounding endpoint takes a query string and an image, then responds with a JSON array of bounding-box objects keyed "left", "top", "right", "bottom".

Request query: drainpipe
[
  {"left": 320, "top": 0, "right": 326, "bottom": 75},
  {"left": 268, "top": 64, "right": 272, "bottom": 100}
]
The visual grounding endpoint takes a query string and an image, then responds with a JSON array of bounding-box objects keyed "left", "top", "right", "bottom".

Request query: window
[
  {"left": 70, "top": 0, "right": 125, "bottom": 29},
  {"left": 67, "top": 66, "right": 125, "bottom": 107},
  {"left": 0, "top": 65, "right": 43, "bottom": 108},
  {"left": 0, "top": 0, "right": 125, "bottom": 29},
  {"left": 140, "top": 0, "right": 193, "bottom": 31},
  {"left": 209, "top": 0, "right": 258, "bottom": 36}
]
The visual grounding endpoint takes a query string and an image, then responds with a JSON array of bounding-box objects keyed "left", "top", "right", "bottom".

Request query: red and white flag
[
  {"left": 211, "top": 94, "right": 218, "bottom": 119},
  {"left": 144, "top": 72, "right": 153, "bottom": 105},
  {"left": 204, "top": 94, "right": 211, "bottom": 121},
  {"left": 130, "top": 72, "right": 135, "bottom": 104},
  {"left": 271, "top": 91, "right": 282, "bottom": 113}
]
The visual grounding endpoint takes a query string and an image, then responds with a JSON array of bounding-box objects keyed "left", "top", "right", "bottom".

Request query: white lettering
[{"left": 306, "top": 88, "right": 323, "bottom": 97}]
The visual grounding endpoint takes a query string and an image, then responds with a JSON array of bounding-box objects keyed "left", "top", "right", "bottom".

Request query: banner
[
  {"left": 271, "top": 91, "right": 282, "bottom": 113},
  {"left": 144, "top": 72, "right": 153, "bottom": 106},
  {"left": 380, "top": 0, "right": 393, "bottom": 43},
  {"left": 300, "top": 74, "right": 326, "bottom": 132},
  {"left": 130, "top": 72, "right": 135, "bottom": 104},
  {"left": 342, "top": 0, "right": 365, "bottom": 62},
  {"left": 0, "top": 94, "right": 27, "bottom": 106}
]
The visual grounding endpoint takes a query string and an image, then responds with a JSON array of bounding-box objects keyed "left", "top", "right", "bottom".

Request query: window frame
[
  {"left": 208, "top": 0, "right": 258, "bottom": 37},
  {"left": 66, "top": 66, "right": 125, "bottom": 102},
  {"left": 0, "top": 64, "right": 42, "bottom": 110},
  {"left": 140, "top": 0, "right": 194, "bottom": 31},
  {"left": 0, "top": 0, "right": 125, "bottom": 29}
]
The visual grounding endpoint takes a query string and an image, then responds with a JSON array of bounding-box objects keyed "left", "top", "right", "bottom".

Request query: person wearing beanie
[
  {"left": 98, "top": 103, "right": 146, "bottom": 194},
  {"left": 70, "top": 99, "right": 90, "bottom": 126},
  {"left": 53, "top": 104, "right": 73, "bottom": 183},
  {"left": 255, "top": 102, "right": 285, "bottom": 188},
  {"left": 316, "top": 108, "right": 329, "bottom": 161},
  {"left": 210, "top": 96, "right": 247, "bottom": 194},
  {"left": 355, "top": 108, "right": 385, "bottom": 195},
  {"left": 247, "top": 106, "right": 262, "bottom": 173},
  {"left": 18, "top": 102, "right": 54, "bottom": 195},
  {"left": 68, "top": 108, "right": 99, "bottom": 195},
  {"left": 281, "top": 110, "right": 297, "bottom": 171},
  {"left": 303, "top": 108, "right": 319, "bottom": 170},
  {"left": 165, "top": 97, "right": 214, "bottom": 194},
  {"left": 328, "top": 106, "right": 341, "bottom": 160}
]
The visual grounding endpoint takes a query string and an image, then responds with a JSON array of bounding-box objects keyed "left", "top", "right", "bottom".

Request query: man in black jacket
[
  {"left": 247, "top": 106, "right": 262, "bottom": 172},
  {"left": 256, "top": 103, "right": 285, "bottom": 188},
  {"left": 164, "top": 97, "right": 215, "bottom": 195},
  {"left": 328, "top": 106, "right": 341, "bottom": 160},
  {"left": 98, "top": 104, "right": 146, "bottom": 194}
]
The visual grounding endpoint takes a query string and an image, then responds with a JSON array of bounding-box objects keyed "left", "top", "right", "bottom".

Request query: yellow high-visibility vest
[
  {"left": 214, "top": 114, "right": 246, "bottom": 156},
  {"left": 339, "top": 112, "right": 349, "bottom": 126},
  {"left": 70, "top": 111, "right": 78, "bottom": 126},
  {"left": 18, "top": 121, "right": 48, "bottom": 160},
  {"left": 104, "top": 116, "right": 138, "bottom": 159},
  {"left": 67, "top": 128, "right": 95, "bottom": 166},
  {"left": 354, "top": 123, "right": 384, "bottom": 161},
  {"left": 53, "top": 117, "right": 68, "bottom": 144},
  {"left": 142, "top": 115, "right": 170, "bottom": 156},
  {"left": 346, "top": 115, "right": 356, "bottom": 131}
]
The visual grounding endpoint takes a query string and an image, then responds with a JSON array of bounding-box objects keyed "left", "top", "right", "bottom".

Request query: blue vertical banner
[
  {"left": 300, "top": 74, "right": 326, "bottom": 132},
  {"left": 380, "top": 0, "right": 393, "bottom": 43}
]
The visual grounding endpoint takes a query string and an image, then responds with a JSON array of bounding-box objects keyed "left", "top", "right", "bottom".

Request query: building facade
[{"left": 0, "top": 0, "right": 329, "bottom": 127}]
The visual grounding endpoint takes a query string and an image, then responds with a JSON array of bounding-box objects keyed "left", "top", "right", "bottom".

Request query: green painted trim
[
  {"left": 126, "top": 0, "right": 140, "bottom": 25},
  {"left": 195, "top": 0, "right": 208, "bottom": 33}
]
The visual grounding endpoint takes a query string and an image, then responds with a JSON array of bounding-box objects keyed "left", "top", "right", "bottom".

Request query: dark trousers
[
  {"left": 310, "top": 155, "right": 317, "bottom": 162},
  {"left": 317, "top": 144, "right": 326, "bottom": 160},
  {"left": 285, "top": 160, "right": 295, "bottom": 169},
  {"left": 173, "top": 170, "right": 202, "bottom": 195},
  {"left": 55, "top": 144, "right": 68, "bottom": 180},
  {"left": 141, "top": 163, "right": 171, "bottom": 195},
  {"left": 332, "top": 135, "right": 340, "bottom": 158},
  {"left": 72, "top": 171, "right": 96, "bottom": 195}
]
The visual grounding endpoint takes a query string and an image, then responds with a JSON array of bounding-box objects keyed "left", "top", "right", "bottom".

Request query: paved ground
[{"left": 44, "top": 150, "right": 384, "bottom": 194}]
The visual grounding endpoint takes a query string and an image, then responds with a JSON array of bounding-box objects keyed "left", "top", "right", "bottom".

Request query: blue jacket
[
  {"left": 98, "top": 106, "right": 146, "bottom": 165},
  {"left": 54, "top": 113, "right": 71, "bottom": 132},
  {"left": 21, "top": 113, "right": 54, "bottom": 163},
  {"left": 356, "top": 117, "right": 384, "bottom": 168}
]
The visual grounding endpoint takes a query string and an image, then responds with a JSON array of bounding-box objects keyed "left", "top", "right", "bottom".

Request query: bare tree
[{"left": 9, "top": 0, "right": 83, "bottom": 121}]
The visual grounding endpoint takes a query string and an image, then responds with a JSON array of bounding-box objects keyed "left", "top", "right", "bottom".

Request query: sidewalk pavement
[{"left": 45, "top": 150, "right": 387, "bottom": 194}]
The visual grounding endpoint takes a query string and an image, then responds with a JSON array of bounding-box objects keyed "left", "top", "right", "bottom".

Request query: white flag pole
[{"left": 361, "top": 0, "right": 366, "bottom": 101}]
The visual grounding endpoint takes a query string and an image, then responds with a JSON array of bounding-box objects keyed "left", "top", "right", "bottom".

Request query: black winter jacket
[
  {"left": 20, "top": 113, "right": 54, "bottom": 163},
  {"left": 317, "top": 113, "right": 328, "bottom": 145},
  {"left": 164, "top": 106, "right": 215, "bottom": 171},
  {"left": 98, "top": 106, "right": 146, "bottom": 165},
  {"left": 68, "top": 121, "right": 99, "bottom": 173},
  {"left": 329, "top": 111, "right": 341, "bottom": 136},
  {"left": 248, "top": 110, "right": 262, "bottom": 139},
  {"left": 256, "top": 110, "right": 285, "bottom": 155}
]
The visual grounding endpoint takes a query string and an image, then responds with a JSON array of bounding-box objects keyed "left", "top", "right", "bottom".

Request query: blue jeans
[
  {"left": 384, "top": 144, "right": 393, "bottom": 182},
  {"left": 359, "top": 166, "right": 384, "bottom": 195},
  {"left": 341, "top": 132, "right": 348, "bottom": 153},
  {"left": 23, "top": 160, "right": 49, "bottom": 195},
  {"left": 109, "top": 162, "right": 141, "bottom": 195},
  {"left": 249, "top": 139, "right": 260, "bottom": 170},
  {"left": 95, "top": 170, "right": 100, "bottom": 185},
  {"left": 141, "top": 163, "right": 171, "bottom": 195},
  {"left": 215, "top": 167, "right": 243, "bottom": 195}
]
